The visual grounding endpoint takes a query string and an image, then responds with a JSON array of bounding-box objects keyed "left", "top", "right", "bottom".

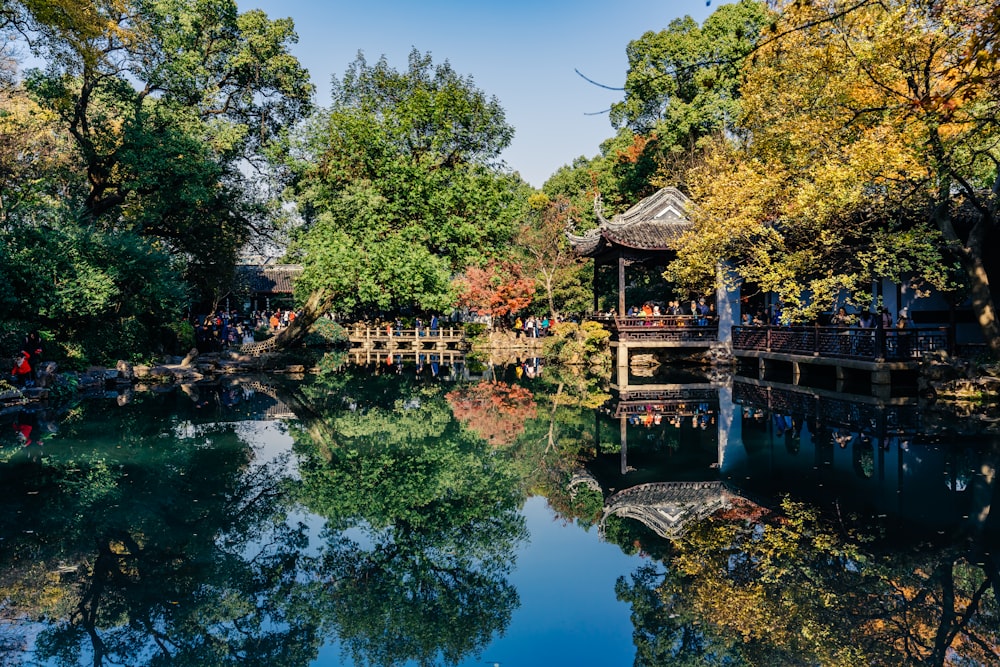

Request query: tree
[
  {"left": 0, "top": 0, "right": 312, "bottom": 361},
  {"left": 451, "top": 260, "right": 536, "bottom": 322},
  {"left": 0, "top": 85, "right": 74, "bottom": 227},
  {"left": 282, "top": 49, "right": 527, "bottom": 329},
  {"left": 516, "top": 193, "right": 591, "bottom": 318},
  {"left": 17, "top": 0, "right": 313, "bottom": 277},
  {"left": 609, "top": 0, "right": 771, "bottom": 188},
  {"left": 668, "top": 0, "right": 1000, "bottom": 353}
]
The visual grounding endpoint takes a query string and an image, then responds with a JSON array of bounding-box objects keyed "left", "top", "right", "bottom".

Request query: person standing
[
  {"left": 22, "top": 331, "right": 43, "bottom": 385},
  {"left": 11, "top": 351, "right": 31, "bottom": 388}
]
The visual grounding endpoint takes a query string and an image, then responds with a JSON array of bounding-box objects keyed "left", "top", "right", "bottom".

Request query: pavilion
[{"left": 565, "top": 186, "right": 695, "bottom": 318}]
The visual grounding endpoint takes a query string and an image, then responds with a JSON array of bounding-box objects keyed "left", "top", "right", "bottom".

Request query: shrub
[
  {"left": 302, "top": 318, "right": 348, "bottom": 346},
  {"left": 463, "top": 322, "right": 487, "bottom": 337},
  {"left": 166, "top": 320, "right": 196, "bottom": 354},
  {"left": 543, "top": 321, "right": 611, "bottom": 365}
]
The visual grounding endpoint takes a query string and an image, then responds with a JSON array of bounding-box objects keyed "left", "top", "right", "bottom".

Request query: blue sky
[{"left": 236, "top": 0, "right": 717, "bottom": 187}]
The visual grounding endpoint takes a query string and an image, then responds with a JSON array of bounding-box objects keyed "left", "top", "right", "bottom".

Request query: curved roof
[
  {"left": 599, "top": 481, "right": 730, "bottom": 540},
  {"left": 566, "top": 187, "right": 695, "bottom": 257},
  {"left": 237, "top": 264, "right": 303, "bottom": 294}
]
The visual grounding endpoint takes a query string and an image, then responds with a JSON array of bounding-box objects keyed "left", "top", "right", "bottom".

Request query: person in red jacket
[{"left": 11, "top": 351, "right": 31, "bottom": 387}]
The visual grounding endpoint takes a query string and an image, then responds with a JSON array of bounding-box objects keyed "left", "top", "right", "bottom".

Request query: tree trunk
[
  {"left": 270, "top": 289, "right": 333, "bottom": 350},
  {"left": 932, "top": 179, "right": 1000, "bottom": 360},
  {"left": 963, "top": 252, "right": 1000, "bottom": 359}
]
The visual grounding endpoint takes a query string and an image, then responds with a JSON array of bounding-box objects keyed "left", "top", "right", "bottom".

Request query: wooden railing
[
  {"left": 732, "top": 325, "right": 949, "bottom": 361},
  {"left": 733, "top": 381, "right": 922, "bottom": 433},
  {"left": 347, "top": 325, "right": 464, "bottom": 342},
  {"left": 591, "top": 315, "right": 719, "bottom": 343}
]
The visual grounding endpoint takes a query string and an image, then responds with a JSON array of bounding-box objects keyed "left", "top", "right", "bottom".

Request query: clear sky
[{"left": 236, "top": 0, "right": 717, "bottom": 188}]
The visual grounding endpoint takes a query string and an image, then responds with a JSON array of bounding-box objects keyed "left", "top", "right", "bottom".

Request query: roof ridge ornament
[{"left": 594, "top": 193, "right": 611, "bottom": 227}]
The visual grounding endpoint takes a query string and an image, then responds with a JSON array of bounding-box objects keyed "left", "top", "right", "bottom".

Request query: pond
[{"left": 0, "top": 357, "right": 997, "bottom": 666}]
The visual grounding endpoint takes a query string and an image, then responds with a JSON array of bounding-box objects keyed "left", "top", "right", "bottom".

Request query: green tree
[
  {"left": 609, "top": 0, "right": 771, "bottom": 188},
  {"left": 282, "top": 49, "right": 527, "bottom": 325},
  {"left": 15, "top": 0, "right": 312, "bottom": 289},
  {"left": 0, "top": 0, "right": 312, "bottom": 360}
]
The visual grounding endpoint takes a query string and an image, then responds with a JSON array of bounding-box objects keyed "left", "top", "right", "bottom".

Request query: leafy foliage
[
  {"left": 0, "top": 0, "right": 311, "bottom": 361},
  {"left": 284, "top": 49, "right": 529, "bottom": 316},
  {"left": 515, "top": 193, "right": 592, "bottom": 317},
  {"left": 668, "top": 0, "right": 1000, "bottom": 345},
  {"left": 452, "top": 260, "right": 536, "bottom": 320},
  {"left": 610, "top": 0, "right": 771, "bottom": 188}
]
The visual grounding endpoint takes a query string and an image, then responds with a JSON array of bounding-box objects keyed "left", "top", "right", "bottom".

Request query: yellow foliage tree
[{"left": 668, "top": 0, "right": 1000, "bottom": 355}]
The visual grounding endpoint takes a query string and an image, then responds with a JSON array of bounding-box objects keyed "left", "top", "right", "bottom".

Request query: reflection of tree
[
  {"left": 0, "top": 397, "right": 321, "bottom": 666},
  {"left": 446, "top": 380, "right": 537, "bottom": 447},
  {"left": 512, "top": 365, "right": 609, "bottom": 526},
  {"left": 291, "top": 375, "right": 527, "bottom": 667},
  {"left": 614, "top": 496, "right": 1000, "bottom": 666}
]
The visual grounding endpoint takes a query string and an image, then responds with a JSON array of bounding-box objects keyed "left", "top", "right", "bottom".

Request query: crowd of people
[
  {"left": 739, "top": 304, "right": 910, "bottom": 329},
  {"left": 512, "top": 315, "right": 552, "bottom": 338},
  {"left": 623, "top": 297, "right": 714, "bottom": 321},
  {"left": 192, "top": 308, "right": 301, "bottom": 352}
]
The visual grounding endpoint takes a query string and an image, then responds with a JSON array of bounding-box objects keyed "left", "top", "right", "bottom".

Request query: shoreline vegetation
[{"left": 4, "top": 319, "right": 999, "bottom": 428}]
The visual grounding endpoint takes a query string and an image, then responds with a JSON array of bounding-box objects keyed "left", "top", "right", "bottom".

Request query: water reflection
[
  {"left": 586, "top": 377, "right": 1000, "bottom": 666},
  {"left": 0, "top": 368, "right": 527, "bottom": 667},
  {"left": 1, "top": 363, "right": 997, "bottom": 666}
]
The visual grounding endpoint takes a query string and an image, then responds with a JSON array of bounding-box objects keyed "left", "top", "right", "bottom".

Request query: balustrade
[{"left": 732, "top": 325, "right": 948, "bottom": 361}]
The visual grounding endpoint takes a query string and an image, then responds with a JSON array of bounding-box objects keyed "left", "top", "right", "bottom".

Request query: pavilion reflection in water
[{"left": 584, "top": 378, "right": 998, "bottom": 541}]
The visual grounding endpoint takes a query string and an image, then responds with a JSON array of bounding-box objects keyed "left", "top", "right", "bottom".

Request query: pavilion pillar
[
  {"left": 593, "top": 260, "right": 600, "bottom": 315},
  {"left": 620, "top": 416, "right": 629, "bottom": 476},
  {"left": 618, "top": 254, "right": 626, "bottom": 317}
]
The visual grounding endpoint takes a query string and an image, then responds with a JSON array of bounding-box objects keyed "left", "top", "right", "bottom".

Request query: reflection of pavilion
[
  {"left": 601, "top": 384, "right": 721, "bottom": 476},
  {"left": 573, "top": 384, "right": 728, "bottom": 541},
  {"left": 584, "top": 377, "right": 997, "bottom": 543},
  {"left": 599, "top": 481, "right": 731, "bottom": 540}
]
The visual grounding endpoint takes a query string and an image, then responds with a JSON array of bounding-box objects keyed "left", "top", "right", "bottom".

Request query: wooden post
[
  {"left": 620, "top": 416, "right": 629, "bottom": 476},
  {"left": 593, "top": 261, "right": 600, "bottom": 315},
  {"left": 618, "top": 254, "right": 626, "bottom": 319}
]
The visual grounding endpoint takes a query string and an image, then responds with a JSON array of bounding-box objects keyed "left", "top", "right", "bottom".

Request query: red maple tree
[{"left": 452, "top": 260, "right": 535, "bottom": 319}]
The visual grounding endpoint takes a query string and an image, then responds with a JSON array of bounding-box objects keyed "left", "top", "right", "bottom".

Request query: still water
[{"left": 0, "top": 358, "right": 997, "bottom": 666}]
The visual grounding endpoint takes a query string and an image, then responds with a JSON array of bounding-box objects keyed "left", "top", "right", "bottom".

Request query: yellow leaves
[{"left": 526, "top": 192, "right": 549, "bottom": 211}]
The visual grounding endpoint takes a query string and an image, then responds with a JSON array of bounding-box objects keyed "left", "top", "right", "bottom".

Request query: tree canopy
[
  {"left": 284, "top": 49, "right": 529, "bottom": 319},
  {"left": 665, "top": 0, "right": 1000, "bottom": 352},
  {"left": 0, "top": 0, "right": 312, "bottom": 363}
]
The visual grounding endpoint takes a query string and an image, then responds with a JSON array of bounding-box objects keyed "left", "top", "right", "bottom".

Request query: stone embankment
[
  {"left": 1, "top": 349, "right": 309, "bottom": 409},
  {"left": 919, "top": 350, "right": 1000, "bottom": 400}
]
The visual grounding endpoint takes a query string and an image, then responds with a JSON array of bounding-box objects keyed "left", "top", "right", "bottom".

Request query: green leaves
[
  {"left": 286, "top": 49, "right": 525, "bottom": 315},
  {"left": 611, "top": 0, "right": 771, "bottom": 144}
]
